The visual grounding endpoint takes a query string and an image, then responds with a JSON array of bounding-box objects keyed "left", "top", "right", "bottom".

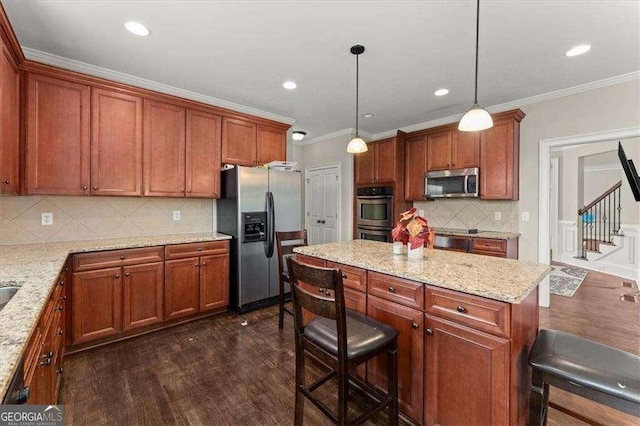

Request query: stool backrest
[{"left": 276, "top": 230, "right": 308, "bottom": 278}]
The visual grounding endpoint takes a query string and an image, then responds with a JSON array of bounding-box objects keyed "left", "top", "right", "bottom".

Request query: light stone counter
[
  {"left": 0, "top": 232, "right": 231, "bottom": 399},
  {"left": 294, "top": 240, "right": 549, "bottom": 304}
]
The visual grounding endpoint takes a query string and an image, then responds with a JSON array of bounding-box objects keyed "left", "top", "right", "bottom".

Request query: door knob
[
  {"left": 317, "top": 220, "right": 321, "bottom": 223},
  {"left": 321, "top": 220, "right": 326, "bottom": 224}
]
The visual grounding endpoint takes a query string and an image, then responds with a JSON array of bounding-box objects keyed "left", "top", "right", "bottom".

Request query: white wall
[
  {"left": 298, "top": 134, "right": 354, "bottom": 242},
  {"left": 518, "top": 79, "right": 640, "bottom": 262}
]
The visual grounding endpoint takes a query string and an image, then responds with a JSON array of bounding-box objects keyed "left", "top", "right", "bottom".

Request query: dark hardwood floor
[{"left": 61, "top": 268, "right": 639, "bottom": 425}]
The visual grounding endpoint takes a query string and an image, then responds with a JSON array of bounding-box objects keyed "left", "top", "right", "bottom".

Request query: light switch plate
[
  {"left": 418, "top": 209, "right": 425, "bottom": 217},
  {"left": 494, "top": 211, "right": 501, "bottom": 221},
  {"left": 522, "top": 212, "right": 530, "bottom": 222},
  {"left": 41, "top": 212, "right": 53, "bottom": 226},
  {"left": 172, "top": 210, "right": 181, "bottom": 221}
]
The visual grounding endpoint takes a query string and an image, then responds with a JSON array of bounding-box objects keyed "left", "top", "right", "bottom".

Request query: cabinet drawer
[
  {"left": 327, "top": 262, "right": 366, "bottom": 292},
  {"left": 425, "top": 287, "right": 510, "bottom": 338},
  {"left": 296, "top": 254, "right": 326, "bottom": 268},
  {"left": 74, "top": 247, "right": 164, "bottom": 271},
  {"left": 471, "top": 238, "right": 506, "bottom": 253},
  {"left": 344, "top": 288, "right": 366, "bottom": 314},
  {"left": 368, "top": 272, "right": 424, "bottom": 310},
  {"left": 165, "top": 241, "right": 229, "bottom": 260},
  {"left": 473, "top": 250, "right": 507, "bottom": 258}
]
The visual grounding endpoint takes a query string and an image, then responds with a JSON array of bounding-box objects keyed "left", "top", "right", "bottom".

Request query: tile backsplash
[
  {"left": 0, "top": 196, "right": 215, "bottom": 245},
  {"left": 413, "top": 199, "right": 519, "bottom": 233}
]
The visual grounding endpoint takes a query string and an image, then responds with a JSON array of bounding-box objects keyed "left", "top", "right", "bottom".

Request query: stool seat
[
  {"left": 529, "top": 329, "right": 640, "bottom": 405},
  {"left": 305, "top": 310, "right": 399, "bottom": 361}
]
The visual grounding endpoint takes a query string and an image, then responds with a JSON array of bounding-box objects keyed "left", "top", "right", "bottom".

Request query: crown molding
[
  {"left": 368, "top": 70, "right": 640, "bottom": 141},
  {"left": 295, "top": 128, "right": 374, "bottom": 146},
  {"left": 584, "top": 163, "right": 622, "bottom": 172},
  {"left": 22, "top": 47, "right": 296, "bottom": 125}
]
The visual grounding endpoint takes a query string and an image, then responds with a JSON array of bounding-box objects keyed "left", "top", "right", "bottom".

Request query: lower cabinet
[
  {"left": 123, "top": 262, "right": 164, "bottom": 331},
  {"left": 367, "top": 295, "right": 424, "bottom": 424},
  {"left": 165, "top": 258, "right": 201, "bottom": 320},
  {"left": 424, "top": 315, "right": 509, "bottom": 426},
  {"left": 200, "top": 254, "right": 230, "bottom": 312}
]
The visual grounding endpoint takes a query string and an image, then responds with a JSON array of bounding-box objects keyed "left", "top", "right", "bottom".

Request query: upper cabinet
[
  {"left": 426, "top": 128, "right": 479, "bottom": 172},
  {"left": 426, "top": 129, "right": 451, "bottom": 171},
  {"left": 404, "top": 134, "right": 427, "bottom": 201},
  {"left": 186, "top": 109, "right": 221, "bottom": 198},
  {"left": 354, "top": 145, "right": 375, "bottom": 184},
  {"left": 91, "top": 88, "right": 143, "bottom": 196},
  {"left": 0, "top": 34, "right": 19, "bottom": 194},
  {"left": 479, "top": 110, "right": 524, "bottom": 200},
  {"left": 221, "top": 117, "right": 288, "bottom": 166},
  {"left": 354, "top": 133, "right": 406, "bottom": 185},
  {"left": 26, "top": 73, "right": 91, "bottom": 195}
]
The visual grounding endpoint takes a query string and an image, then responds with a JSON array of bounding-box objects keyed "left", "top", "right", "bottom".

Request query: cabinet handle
[
  {"left": 60, "top": 295, "right": 66, "bottom": 301},
  {"left": 56, "top": 368, "right": 64, "bottom": 374},
  {"left": 456, "top": 305, "right": 467, "bottom": 313},
  {"left": 341, "top": 273, "right": 347, "bottom": 279},
  {"left": 92, "top": 186, "right": 98, "bottom": 190},
  {"left": 125, "top": 272, "right": 130, "bottom": 277},
  {"left": 198, "top": 247, "right": 203, "bottom": 251},
  {"left": 82, "top": 185, "right": 88, "bottom": 190},
  {"left": 115, "top": 274, "right": 120, "bottom": 278},
  {"left": 195, "top": 263, "right": 199, "bottom": 267},
  {"left": 2, "top": 179, "right": 9, "bottom": 184},
  {"left": 39, "top": 352, "right": 53, "bottom": 366},
  {"left": 120, "top": 255, "right": 125, "bottom": 260},
  {"left": 388, "top": 286, "right": 396, "bottom": 293},
  {"left": 56, "top": 329, "right": 63, "bottom": 336},
  {"left": 412, "top": 322, "right": 419, "bottom": 329},
  {"left": 56, "top": 305, "right": 63, "bottom": 311},
  {"left": 425, "top": 328, "right": 433, "bottom": 336},
  {"left": 181, "top": 189, "right": 185, "bottom": 193},
  {"left": 319, "top": 288, "right": 325, "bottom": 293},
  {"left": 187, "top": 190, "right": 192, "bottom": 193},
  {"left": 58, "top": 280, "right": 64, "bottom": 286},
  {"left": 201, "top": 262, "right": 207, "bottom": 266}
]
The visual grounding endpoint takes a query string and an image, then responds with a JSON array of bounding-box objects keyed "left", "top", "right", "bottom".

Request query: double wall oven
[{"left": 356, "top": 186, "right": 393, "bottom": 242}]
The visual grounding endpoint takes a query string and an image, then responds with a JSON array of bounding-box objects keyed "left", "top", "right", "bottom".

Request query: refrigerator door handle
[{"left": 264, "top": 191, "right": 275, "bottom": 258}]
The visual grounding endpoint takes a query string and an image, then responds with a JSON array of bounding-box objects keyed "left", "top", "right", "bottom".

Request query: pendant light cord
[
  {"left": 355, "top": 52, "right": 359, "bottom": 135},
  {"left": 474, "top": 0, "right": 480, "bottom": 105}
]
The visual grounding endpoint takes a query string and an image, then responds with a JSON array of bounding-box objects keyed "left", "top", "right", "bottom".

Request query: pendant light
[
  {"left": 459, "top": 0, "right": 493, "bottom": 132},
  {"left": 346, "top": 45, "right": 368, "bottom": 153}
]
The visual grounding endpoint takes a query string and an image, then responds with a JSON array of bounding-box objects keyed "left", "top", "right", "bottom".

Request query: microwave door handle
[{"left": 464, "top": 175, "right": 469, "bottom": 194}]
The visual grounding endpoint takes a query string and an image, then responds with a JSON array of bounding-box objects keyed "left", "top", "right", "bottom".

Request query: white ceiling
[{"left": 4, "top": 0, "right": 640, "bottom": 140}]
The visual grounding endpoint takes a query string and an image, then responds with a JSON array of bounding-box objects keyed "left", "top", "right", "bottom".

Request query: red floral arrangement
[{"left": 391, "top": 208, "right": 435, "bottom": 250}]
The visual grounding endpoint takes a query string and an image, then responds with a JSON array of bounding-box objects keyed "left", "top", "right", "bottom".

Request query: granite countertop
[
  {"left": 434, "top": 227, "right": 520, "bottom": 240},
  {"left": 295, "top": 240, "right": 549, "bottom": 304},
  {"left": 0, "top": 232, "right": 231, "bottom": 399}
]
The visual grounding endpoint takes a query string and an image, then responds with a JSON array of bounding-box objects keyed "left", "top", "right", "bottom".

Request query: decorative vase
[
  {"left": 393, "top": 241, "right": 404, "bottom": 255},
  {"left": 407, "top": 245, "right": 424, "bottom": 259}
]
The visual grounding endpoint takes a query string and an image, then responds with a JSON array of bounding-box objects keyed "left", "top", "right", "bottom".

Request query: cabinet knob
[
  {"left": 319, "top": 288, "right": 325, "bottom": 293},
  {"left": 56, "top": 367, "right": 64, "bottom": 375},
  {"left": 92, "top": 186, "right": 98, "bottom": 190},
  {"left": 201, "top": 262, "right": 207, "bottom": 266},
  {"left": 425, "top": 328, "right": 433, "bottom": 336},
  {"left": 120, "top": 256, "right": 125, "bottom": 260},
  {"left": 60, "top": 295, "right": 67, "bottom": 300},
  {"left": 115, "top": 274, "right": 120, "bottom": 278},
  {"left": 82, "top": 185, "right": 88, "bottom": 190},
  {"left": 181, "top": 189, "right": 185, "bottom": 193},
  {"left": 58, "top": 280, "right": 64, "bottom": 286},
  {"left": 187, "top": 190, "right": 192, "bottom": 193},
  {"left": 2, "top": 179, "right": 9, "bottom": 184},
  {"left": 341, "top": 273, "right": 347, "bottom": 279},
  {"left": 412, "top": 322, "right": 419, "bottom": 329},
  {"left": 56, "top": 329, "right": 63, "bottom": 336},
  {"left": 125, "top": 272, "right": 130, "bottom": 277},
  {"left": 195, "top": 263, "right": 199, "bottom": 267},
  {"left": 388, "top": 286, "right": 396, "bottom": 293},
  {"left": 456, "top": 305, "right": 467, "bottom": 313},
  {"left": 198, "top": 247, "right": 203, "bottom": 251},
  {"left": 56, "top": 305, "right": 63, "bottom": 311}
]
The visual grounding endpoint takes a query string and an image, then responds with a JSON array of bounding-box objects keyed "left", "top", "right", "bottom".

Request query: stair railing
[{"left": 576, "top": 181, "right": 622, "bottom": 259}]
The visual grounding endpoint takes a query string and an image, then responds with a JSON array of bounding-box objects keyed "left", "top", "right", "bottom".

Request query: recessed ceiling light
[
  {"left": 362, "top": 113, "right": 374, "bottom": 118},
  {"left": 292, "top": 131, "right": 307, "bottom": 141},
  {"left": 434, "top": 88, "right": 449, "bottom": 96},
  {"left": 124, "top": 21, "right": 150, "bottom": 37},
  {"left": 283, "top": 81, "right": 297, "bottom": 90},
  {"left": 565, "top": 44, "right": 591, "bottom": 57}
]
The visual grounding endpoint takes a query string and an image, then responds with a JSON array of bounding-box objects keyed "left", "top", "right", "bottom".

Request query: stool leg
[
  {"left": 530, "top": 369, "right": 550, "bottom": 426},
  {"left": 387, "top": 343, "right": 399, "bottom": 426},
  {"left": 278, "top": 278, "right": 285, "bottom": 329},
  {"left": 337, "top": 360, "right": 348, "bottom": 426},
  {"left": 294, "top": 344, "right": 305, "bottom": 425}
]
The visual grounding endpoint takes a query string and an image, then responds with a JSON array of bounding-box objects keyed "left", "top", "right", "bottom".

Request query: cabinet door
[
  {"left": 367, "top": 295, "right": 424, "bottom": 424},
  {"left": 143, "top": 100, "right": 186, "bottom": 196},
  {"left": 426, "top": 130, "right": 451, "bottom": 171},
  {"left": 72, "top": 267, "right": 122, "bottom": 345},
  {"left": 404, "top": 135, "right": 427, "bottom": 201},
  {"left": 26, "top": 73, "right": 91, "bottom": 195},
  {"left": 354, "top": 145, "right": 375, "bottom": 185},
  {"left": 186, "top": 109, "right": 221, "bottom": 197},
  {"left": 425, "top": 316, "right": 509, "bottom": 426},
  {"left": 91, "top": 88, "right": 143, "bottom": 196},
  {"left": 480, "top": 119, "right": 518, "bottom": 200},
  {"left": 200, "top": 253, "right": 229, "bottom": 312},
  {"left": 0, "top": 38, "right": 19, "bottom": 194},
  {"left": 451, "top": 130, "right": 479, "bottom": 169},
  {"left": 165, "top": 258, "right": 200, "bottom": 320},
  {"left": 122, "top": 262, "right": 164, "bottom": 331},
  {"left": 256, "top": 125, "right": 286, "bottom": 165},
  {"left": 221, "top": 117, "right": 256, "bottom": 166},
  {"left": 375, "top": 138, "right": 396, "bottom": 183}
]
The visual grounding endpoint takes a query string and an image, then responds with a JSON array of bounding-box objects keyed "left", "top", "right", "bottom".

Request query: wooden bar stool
[
  {"left": 529, "top": 329, "right": 640, "bottom": 425},
  {"left": 286, "top": 257, "right": 399, "bottom": 425},
  {"left": 275, "top": 230, "right": 308, "bottom": 329}
]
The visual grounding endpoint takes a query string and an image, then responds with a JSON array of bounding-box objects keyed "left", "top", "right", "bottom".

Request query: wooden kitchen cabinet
[
  {"left": 479, "top": 110, "right": 524, "bottom": 200},
  {"left": 186, "top": 109, "right": 222, "bottom": 197},
  {"left": 424, "top": 315, "right": 509, "bottom": 426},
  {"left": 200, "top": 253, "right": 230, "bottom": 312},
  {"left": 221, "top": 116, "right": 257, "bottom": 166},
  {"left": 26, "top": 73, "right": 91, "bottom": 195},
  {"left": 122, "top": 262, "right": 164, "bottom": 331},
  {"left": 164, "top": 258, "right": 201, "bottom": 320},
  {"left": 354, "top": 145, "right": 375, "bottom": 184},
  {"left": 427, "top": 128, "right": 479, "bottom": 172},
  {"left": 0, "top": 34, "right": 19, "bottom": 194},
  {"left": 426, "top": 129, "right": 452, "bottom": 171},
  {"left": 354, "top": 135, "right": 404, "bottom": 185},
  {"left": 143, "top": 99, "right": 186, "bottom": 196},
  {"left": 367, "top": 295, "right": 424, "bottom": 424},
  {"left": 257, "top": 124, "right": 286, "bottom": 165},
  {"left": 91, "top": 88, "right": 143, "bottom": 196},
  {"left": 404, "top": 134, "right": 427, "bottom": 201}
]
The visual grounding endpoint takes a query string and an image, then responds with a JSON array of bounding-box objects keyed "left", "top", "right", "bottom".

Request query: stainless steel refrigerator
[{"left": 217, "top": 166, "right": 302, "bottom": 313}]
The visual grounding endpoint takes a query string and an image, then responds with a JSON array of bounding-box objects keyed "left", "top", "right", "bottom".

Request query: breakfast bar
[{"left": 294, "top": 240, "right": 551, "bottom": 425}]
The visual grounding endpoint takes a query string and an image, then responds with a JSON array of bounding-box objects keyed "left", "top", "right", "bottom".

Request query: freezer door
[{"left": 268, "top": 170, "right": 302, "bottom": 297}]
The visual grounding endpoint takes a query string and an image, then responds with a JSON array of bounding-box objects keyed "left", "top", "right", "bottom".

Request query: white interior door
[{"left": 306, "top": 164, "right": 340, "bottom": 245}]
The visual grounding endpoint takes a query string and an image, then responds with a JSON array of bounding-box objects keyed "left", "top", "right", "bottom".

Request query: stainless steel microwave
[{"left": 425, "top": 167, "right": 479, "bottom": 198}]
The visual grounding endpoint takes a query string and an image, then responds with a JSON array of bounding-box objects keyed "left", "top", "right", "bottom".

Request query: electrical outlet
[
  {"left": 41, "top": 212, "right": 53, "bottom": 226},
  {"left": 172, "top": 210, "right": 181, "bottom": 221},
  {"left": 494, "top": 211, "right": 501, "bottom": 221},
  {"left": 418, "top": 209, "right": 425, "bottom": 217},
  {"left": 522, "top": 212, "right": 530, "bottom": 222}
]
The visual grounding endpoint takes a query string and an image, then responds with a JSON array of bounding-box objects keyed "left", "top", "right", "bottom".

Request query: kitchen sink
[{"left": 0, "top": 286, "right": 20, "bottom": 312}]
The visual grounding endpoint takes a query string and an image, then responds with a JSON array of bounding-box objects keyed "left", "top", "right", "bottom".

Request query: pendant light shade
[
  {"left": 347, "top": 45, "right": 368, "bottom": 154},
  {"left": 459, "top": 0, "right": 493, "bottom": 132}
]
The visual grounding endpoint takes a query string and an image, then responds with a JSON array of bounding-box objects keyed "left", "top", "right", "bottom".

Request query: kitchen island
[{"left": 294, "top": 239, "right": 550, "bottom": 425}]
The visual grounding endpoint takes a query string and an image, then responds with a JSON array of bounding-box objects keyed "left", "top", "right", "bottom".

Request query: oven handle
[
  {"left": 357, "top": 225, "right": 393, "bottom": 231},
  {"left": 357, "top": 195, "right": 393, "bottom": 200}
]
